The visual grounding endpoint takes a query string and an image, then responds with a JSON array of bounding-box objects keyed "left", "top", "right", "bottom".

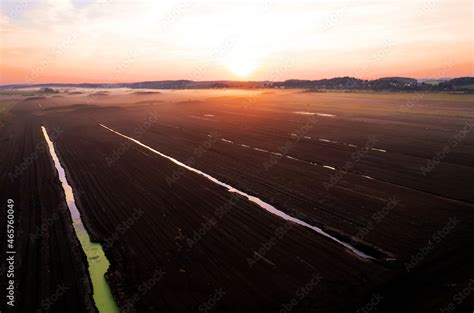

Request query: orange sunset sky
[{"left": 0, "top": 0, "right": 472, "bottom": 84}]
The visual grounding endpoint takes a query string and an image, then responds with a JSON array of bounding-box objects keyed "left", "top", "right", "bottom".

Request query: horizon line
[{"left": 1, "top": 75, "right": 472, "bottom": 87}]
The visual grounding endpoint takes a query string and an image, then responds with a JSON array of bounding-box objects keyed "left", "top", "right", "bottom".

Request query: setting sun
[
  {"left": 224, "top": 44, "right": 264, "bottom": 78},
  {"left": 226, "top": 56, "right": 259, "bottom": 77}
]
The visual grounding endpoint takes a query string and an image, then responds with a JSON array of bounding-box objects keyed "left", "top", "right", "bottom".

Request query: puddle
[
  {"left": 318, "top": 139, "right": 388, "bottom": 152},
  {"left": 221, "top": 139, "right": 282, "bottom": 156},
  {"left": 42, "top": 126, "right": 119, "bottom": 313},
  {"left": 293, "top": 111, "right": 335, "bottom": 117},
  {"left": 316, "top": 113, "right": 335, "bottom": 117},
  {"left": 189, "top": 115, "right": 214, "bottom": 121},
  {"left": 101, "top": 124, "right": 375, "bottom": 260},
  {"left": 293, "top": 111, "right": 316, "bottom": 115}
]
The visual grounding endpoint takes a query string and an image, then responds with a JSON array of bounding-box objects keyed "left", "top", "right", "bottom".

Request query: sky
[{"left": 0, "top": 0, "right": 472, "bottom": 84}]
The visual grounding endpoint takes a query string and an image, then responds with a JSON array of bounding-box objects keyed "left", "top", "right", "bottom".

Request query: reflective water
[
  {"left": 293, "top": 111, "right": 336, "bottom": 117},
  {"left": 41, "top": 126, "right": 119, "bottom": 313},
  {"left": 101, "top": 124, "right": 374, "bottom": 260},
  {"left": 316, "top": 113, "right": 335, "bottom": 117}
]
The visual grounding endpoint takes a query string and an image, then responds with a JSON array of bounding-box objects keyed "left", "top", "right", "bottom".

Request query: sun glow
[
  {"left": 224, "top": 45, "right": 264, "bottom": 78},
  {"left": 0, "top": 1, "right": 472, "bottom": 83},
  {"left": 226, "top": 57, "right": 259, "bottom": 77}
]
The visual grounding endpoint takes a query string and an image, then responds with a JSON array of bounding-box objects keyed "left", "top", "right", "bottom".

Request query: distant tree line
[{"left": 2, "top": 77, "right": 473, "bottom": 93}]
